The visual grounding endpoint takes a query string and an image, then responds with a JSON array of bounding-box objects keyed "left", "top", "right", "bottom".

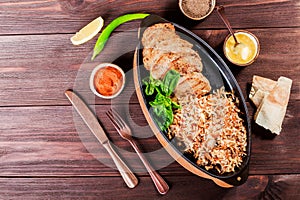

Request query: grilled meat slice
[
  {"left": 174, "top": 72, "right": 211, "bottom": 98},
  {"left": 141, "top": 23, "right": 210, "bottom": 95},
  {"left": 141, "top": 23, "right": 177, "bottom": 48}
]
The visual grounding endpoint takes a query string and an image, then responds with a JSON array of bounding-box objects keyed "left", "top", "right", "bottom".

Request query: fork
[{"left": 106, "top": 109, "right": 169, "bottom": 195}]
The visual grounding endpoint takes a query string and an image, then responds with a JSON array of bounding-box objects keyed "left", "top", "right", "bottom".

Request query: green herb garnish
[{"left": 143, "top": 70, "right": 181, "bottom": 131}]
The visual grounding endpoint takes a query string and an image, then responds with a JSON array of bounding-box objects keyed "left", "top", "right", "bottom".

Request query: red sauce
[{"left": 93, "top": 66, "right": 123, "bottom": 96}]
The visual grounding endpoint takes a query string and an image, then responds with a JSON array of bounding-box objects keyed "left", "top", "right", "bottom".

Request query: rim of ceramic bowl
[
  {"left": 179, "top": 0, "right": 216, "bottom": 20},
  {"left": 89, "top": 63, "right": 125, "bottom": 99},
  {"left": 223, "top": 30, "right": 260, "bottom": 66}
]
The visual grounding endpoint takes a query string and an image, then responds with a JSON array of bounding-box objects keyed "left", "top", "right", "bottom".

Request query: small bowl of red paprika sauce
[{"left": 90, "top": 63, "right": 125, "bottom": 99}]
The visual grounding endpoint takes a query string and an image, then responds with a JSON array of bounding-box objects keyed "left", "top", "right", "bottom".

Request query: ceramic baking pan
[{"left": 133, "top": 15, "right": 251, "bottom": 187}]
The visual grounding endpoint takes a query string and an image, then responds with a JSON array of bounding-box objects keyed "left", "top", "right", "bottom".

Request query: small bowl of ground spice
[
  {"left": 90, "top": 63, "right": 125, "bottom": 99},
  {"left": 179, "top": 0, "right": 216, "bottom": 20}
]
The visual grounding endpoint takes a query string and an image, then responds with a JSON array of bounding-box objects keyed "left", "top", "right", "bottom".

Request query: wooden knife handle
[{"left": 103, "top": 141, "right": 138, "bottom": 188}]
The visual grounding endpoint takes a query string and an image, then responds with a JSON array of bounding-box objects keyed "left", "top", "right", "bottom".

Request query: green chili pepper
[{"left": 91, "top": 13, "right": 150, "bottom": 60}]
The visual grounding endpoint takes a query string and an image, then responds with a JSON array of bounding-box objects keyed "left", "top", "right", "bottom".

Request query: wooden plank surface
[
  {"left": 1, "top": 105, "right": 299, "bottom": 176},
  {"left": 0, "top": 28, "right": 299, "bottom": 106},
  {"left": 1, "top": 0, "right": 300, "bottom": 199},
  {"left": 0, "top": 0, "right": 299, "bottom": 35},
  {"left": 0, "top": 175, "right": 299, "bottom": 200}
]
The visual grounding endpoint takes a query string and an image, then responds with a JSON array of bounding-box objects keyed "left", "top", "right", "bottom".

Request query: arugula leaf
[
  {"left": 150, "top": 104, "right": 173, "bottom": 131},
  {"left": 162, "top": 69, "right": 181, "bottom": 96},
  {"left": 142, "top": 76, "right": 162, "bottom": 96},
  {"left": 171, "top": 101, "right": 181, "bottom": 109},
  {"left": 143, "top": 70, "right": 181, "bottom": 131}
]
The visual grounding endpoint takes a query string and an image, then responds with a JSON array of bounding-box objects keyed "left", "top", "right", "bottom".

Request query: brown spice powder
[{"left": 181, "top": 0, "right": 212, "bottom": 19}]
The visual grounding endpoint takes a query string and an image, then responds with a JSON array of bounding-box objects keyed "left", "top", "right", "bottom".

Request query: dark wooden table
[{"left": 1, "top": 0, "right": 299, "bottom": 199}]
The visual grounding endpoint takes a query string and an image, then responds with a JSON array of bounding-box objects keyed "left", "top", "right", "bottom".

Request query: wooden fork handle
[
  {"left": 130, "top": 140, "right": 169, "bottom": 195},
  {"left": 103, "top": 141, "right": 139, "bottom": 188}
]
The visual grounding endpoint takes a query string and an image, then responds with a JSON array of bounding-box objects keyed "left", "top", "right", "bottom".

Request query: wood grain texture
[
  {"left": 0, "top": 175, "right": 299, "bottom": 200},
  {"left": 0, "top": 0, "right": 299, "bottom": 35},
  {"left": 0, "top": 104, "right": 181, "bottom": 176},
  {"left": 0, "top": 105, "right": 299, "bottom": 176},
  {"left": 0, "top": 28, "right": 299, "bottom": 106},
  {"left": 1, "top": 0, "right": 300, "bottom": 198}
]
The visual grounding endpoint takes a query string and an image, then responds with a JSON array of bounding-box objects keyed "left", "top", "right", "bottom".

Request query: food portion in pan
[
  {"left": 169, "top": 88, "right": 247, "bottom": 174},
  {"left": 141, "top": 22, "right": 247, "bottom": 174}
]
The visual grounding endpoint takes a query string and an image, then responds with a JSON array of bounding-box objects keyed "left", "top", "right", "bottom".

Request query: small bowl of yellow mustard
[{"left": 223, "top": 30, "right": 260, "bottom": 66}]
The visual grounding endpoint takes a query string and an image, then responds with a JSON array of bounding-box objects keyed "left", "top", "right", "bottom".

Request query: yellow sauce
[{"left": 224, "top": 31, "right": 259, "bottom": 66}]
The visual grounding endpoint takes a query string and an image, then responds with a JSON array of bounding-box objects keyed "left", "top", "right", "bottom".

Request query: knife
[{"left": 65, "top": 90, "right": 138, "bottom": 188}]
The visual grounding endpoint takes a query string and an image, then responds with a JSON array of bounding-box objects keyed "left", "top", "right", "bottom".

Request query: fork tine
[
  {"left": 110, "top": 109, "right": 127, "bottom": 129},
  {"left": 106, "top": 109, "right": 122, "bottom": 131}
]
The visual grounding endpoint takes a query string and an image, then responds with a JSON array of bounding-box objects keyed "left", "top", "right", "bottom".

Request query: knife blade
[{"left": 65, "top": 90, "right": 138, "bottom": 188}]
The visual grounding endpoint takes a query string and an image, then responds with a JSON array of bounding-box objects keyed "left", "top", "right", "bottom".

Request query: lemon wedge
[{"left": 70, "top": 16, "right": 104, "bottom": 45}]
